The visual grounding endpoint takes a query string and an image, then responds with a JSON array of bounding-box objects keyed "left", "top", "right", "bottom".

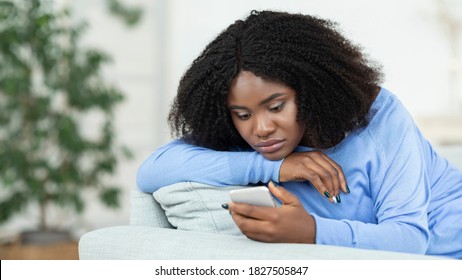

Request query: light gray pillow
[{"left": 152, "top": 182, "right": 245, "bottom": 236}]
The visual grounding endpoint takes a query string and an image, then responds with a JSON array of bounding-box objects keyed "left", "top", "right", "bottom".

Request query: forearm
[
  {"left": 312, "top": 215, "right": 429, "bottom": 254},
  {"left": 136, "top": 140, "right": 283, "bottom": 192}
]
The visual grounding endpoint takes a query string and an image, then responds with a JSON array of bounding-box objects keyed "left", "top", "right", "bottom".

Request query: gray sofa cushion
[
  {"left": 153, "top": 182, "right": 245, "bottom": 235},
  {"left": 130, "top": 190, "right": 173, "bottom": 228},
  {"left": 79, "top": 226, "right": 443, "bottom": 260}
]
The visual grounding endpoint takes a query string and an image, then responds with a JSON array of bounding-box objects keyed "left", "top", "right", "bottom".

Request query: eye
[
  {"left": 235, "top": 112, "right": 251, "bottom": 120},
  {"left": 269, "top": 102, "right": 285, "bottom": 112}
]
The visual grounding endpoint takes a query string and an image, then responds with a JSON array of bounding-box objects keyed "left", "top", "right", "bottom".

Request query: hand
[
  {"left": 227, "top": 181, "right": 316, "bottom": 243},
  {"left": 279, "top": 151, "right": 348, "bottom": 203}
]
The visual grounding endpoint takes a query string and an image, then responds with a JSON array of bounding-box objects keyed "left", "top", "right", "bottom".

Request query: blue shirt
[{"left": 137, "top": 88, "right": 462, "bottom": 258}]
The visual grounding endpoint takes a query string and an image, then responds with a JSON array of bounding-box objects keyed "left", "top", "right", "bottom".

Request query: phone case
[{"left": 229, "top": 186, "right": 277, "bottom": 207}]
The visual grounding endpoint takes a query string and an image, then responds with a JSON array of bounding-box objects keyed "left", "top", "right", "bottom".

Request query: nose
[{"left": 253, "top": 115, "right": 275, "bottom": 139}]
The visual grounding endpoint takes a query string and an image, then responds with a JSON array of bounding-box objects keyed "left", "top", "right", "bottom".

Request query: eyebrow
[{"left": 228, "top": 93, "right": 286, "bottom": 110}]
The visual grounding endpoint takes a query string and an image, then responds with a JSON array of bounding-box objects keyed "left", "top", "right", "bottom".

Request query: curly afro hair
[{"left": 168, "top": 10, "right": 383, "bottom": 151}]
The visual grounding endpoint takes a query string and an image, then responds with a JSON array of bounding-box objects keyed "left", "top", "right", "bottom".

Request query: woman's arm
[
  {"left": 313, "top": 125, "right": 431, "bottom": 254},
  {"left": 228, "top": 134, "right": 430, "bottom": 254},
  {"left": 136, "top": 139, "right": 282, "bottom": 192},
  {"left": 137, "top": 139, "right": 349, "bottom": 199},
  {"left": 227, "top": 100, "right": 432, "bottom": 254}
]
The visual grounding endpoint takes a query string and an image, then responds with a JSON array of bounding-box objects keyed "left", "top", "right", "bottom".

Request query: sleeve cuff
[{"left": 270, "top": 159, "right": 283, "bottom": 183}]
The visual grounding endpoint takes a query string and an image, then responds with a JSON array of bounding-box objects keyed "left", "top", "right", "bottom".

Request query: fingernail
[
  {"left": 324, "top": 191, "right": 330, "bottom": 198},
  {"left": 332, "top": 196, "right": 338, "bottom": 203},
  {"left": 346, "top": 185, "right": 350, "bottom": 194},
  {"left": 336, "top": 195, "right": 341, "bottom": 203},
  {"left": 221, "top": 203, "right": 229, "bottom": 210},
  {"left": 269, "top": 180, "right": 279, "bottom": 188}
]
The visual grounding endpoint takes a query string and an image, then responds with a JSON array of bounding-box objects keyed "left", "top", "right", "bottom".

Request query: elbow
[
  {"left": 407, "top": 238, "right": 428, "bottom": 255},
  {"left": 136, "top": 171, "right": 149, "bottom": 193},
  {"left": 415, "top": 232, "right": 430, "bottom": 255},
  {"left": 400, "top": 225, "right": 430, "bottom": 255},
  {"left": 136, "top": 177, "right": 149, "bottom": 193},
  {"left": 407, "top": 241, "right": 428, "bottom": 256},
  {"left": 136, "top": 164, "right": 157, "bottom": 193},
  {"left": 414, "top": 224, "right": 430, "bottom": 254}
]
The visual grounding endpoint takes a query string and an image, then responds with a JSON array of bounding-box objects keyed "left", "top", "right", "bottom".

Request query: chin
[{"left": 261, "top": 152, "right": 286, "bottom": 161}]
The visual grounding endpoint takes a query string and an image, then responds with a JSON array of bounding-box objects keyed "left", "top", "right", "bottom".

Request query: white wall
[
  {"left": 1, "top": 0, "right": 461, "bottom": 240},
  {"left": 167, "top": 0, "right": 462, "bottom": 115}
]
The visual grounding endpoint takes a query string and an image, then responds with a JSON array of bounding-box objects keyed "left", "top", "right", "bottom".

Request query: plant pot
[{"left": 20, "top": 230, "right": 72, "bottom": 245}]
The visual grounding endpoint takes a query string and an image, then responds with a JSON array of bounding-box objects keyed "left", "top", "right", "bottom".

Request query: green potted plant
[{"left": 0, "top": 0, "right": 141, "bottom": 244}]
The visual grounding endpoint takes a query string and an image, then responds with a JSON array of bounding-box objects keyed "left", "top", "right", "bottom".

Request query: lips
[{"left": 254, "top": 139, "right": 285, "bottom": 154}]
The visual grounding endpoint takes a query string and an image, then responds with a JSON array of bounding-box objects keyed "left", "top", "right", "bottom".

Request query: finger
[
  {"left": 306, "top": 174, "right": 335, "bottom": 202},
  {"left": 228, "top": 202, "right": 273, "bottom": 221},
  {"left": 319, "top": 152, "right": 349, "bottom": 194},
  {"left": 310, "top": 151, "right": 340, "bottom": 197},
  {"left": 243, "top": 228, "right": 276, "bottom": 243},
  {"left": 268, "top": 180, "right": 297, "bottom": 205},
  {"left": 297, "top": 156, "right": 336, "bottom": 201},
  {"left": 230, "top": 213, "right": 274, "bottom": 241}
]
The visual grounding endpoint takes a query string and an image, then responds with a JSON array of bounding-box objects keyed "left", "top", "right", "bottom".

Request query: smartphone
[{"left": 229, "top": 186, "right": 277, "bottom": 207}]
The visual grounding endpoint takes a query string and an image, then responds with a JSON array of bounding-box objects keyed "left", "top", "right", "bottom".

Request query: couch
[{"left": 79, "top": 183, "right": 441, "bottom": 260}]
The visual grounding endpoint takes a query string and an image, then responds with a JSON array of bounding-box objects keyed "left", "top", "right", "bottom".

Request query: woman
[{"left": 137, "top": 11, "right": 462, "bottom": 258}]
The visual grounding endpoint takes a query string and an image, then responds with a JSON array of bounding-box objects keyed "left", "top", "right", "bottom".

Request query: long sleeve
[
  {"left": 314, "top": 133, "right": 430, "bottom": 253},
  {"left": 136, "top": 140, "right": 283, "bottom": 193},
  {"left": 312, "top": 91, "right": 431, "bottom": 254}
]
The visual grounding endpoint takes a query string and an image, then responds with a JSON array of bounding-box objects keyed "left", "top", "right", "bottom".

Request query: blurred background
[{"left": 0, "top": 0, "right": 461, "bottom": 259}]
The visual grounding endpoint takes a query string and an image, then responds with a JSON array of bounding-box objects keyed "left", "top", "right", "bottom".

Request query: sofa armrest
[
  {"left": 79, "top": 226, "right": 439, "bottom": 260},
  {"left": 130, "top": 190, "right": 173, "bottom": 228}
]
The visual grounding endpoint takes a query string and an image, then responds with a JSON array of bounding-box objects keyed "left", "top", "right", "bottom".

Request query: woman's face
[{"left": 227, "top": 71, "right": 306, "bottom": 160}]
